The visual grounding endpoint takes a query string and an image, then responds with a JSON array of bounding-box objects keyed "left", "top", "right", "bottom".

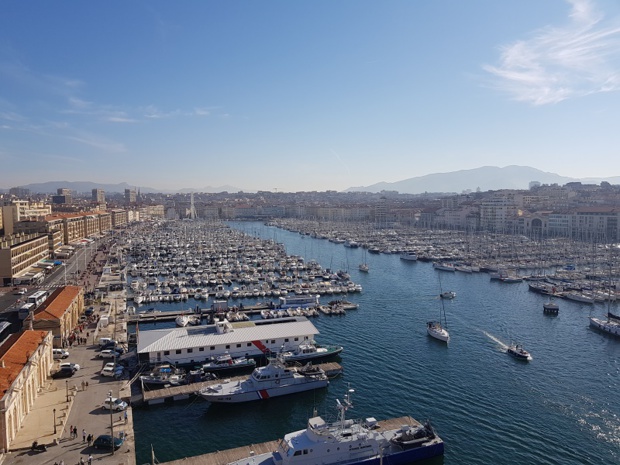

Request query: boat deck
[{"left": 158, "top": 416, "right": 420, "bottom": 465}]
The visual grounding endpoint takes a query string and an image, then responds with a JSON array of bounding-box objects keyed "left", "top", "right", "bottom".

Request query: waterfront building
[
  {"left": 0, "top": 233, "right": 49, "bottom": 286},
  {"left": 0, "top": 330, "right": 54, "bottom": 453},
  {"left": 23, "top": 286, "right": 84, "bottom": 348},
  {"left": 137, "top": 317, "right": 319, "bottom": 366}
]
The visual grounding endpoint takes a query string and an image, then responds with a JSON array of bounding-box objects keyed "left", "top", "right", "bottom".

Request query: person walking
[
  {"left": 73, "top": 426, "right": 77, "bottom": 439},
  {"left": 88, "top": 454, "right": 93, "bottom": 465},
  {"left": 69, "top": 425, "right": 73, "bottom": 439},
  {"left": 82, "top": 428, "right": 86, "bottom": 442}
]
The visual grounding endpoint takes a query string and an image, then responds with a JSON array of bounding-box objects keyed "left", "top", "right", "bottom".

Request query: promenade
[{"left": 1, "top": 289, "right": 137, "bottom": 465}]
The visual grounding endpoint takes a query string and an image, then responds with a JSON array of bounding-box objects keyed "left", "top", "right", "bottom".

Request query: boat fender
[{"left": 275, "top": 379, "right": 280, "bottom": 385}]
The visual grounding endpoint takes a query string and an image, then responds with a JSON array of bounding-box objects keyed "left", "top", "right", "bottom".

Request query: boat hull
[
  {"left": 200, "top": 378, "right": 329, "bottom": 403},
  {"left": 589, "top": 317, "right": 620, "bottom": 337}
]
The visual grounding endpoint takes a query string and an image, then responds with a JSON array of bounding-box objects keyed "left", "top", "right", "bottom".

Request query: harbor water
[{"left": 132, "top": 222, "right": 620, "bottom": 465}]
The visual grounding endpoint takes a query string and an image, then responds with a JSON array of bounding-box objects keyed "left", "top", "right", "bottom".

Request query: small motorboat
[
  {"left": 507, "top": 343, "right": 532, "bottom": 361},
  {"left": 440, "top": 291, "right": 456, "bottom": 299},
  {"left": 202, "top": 353, "right": 256, "bottom": 373}
]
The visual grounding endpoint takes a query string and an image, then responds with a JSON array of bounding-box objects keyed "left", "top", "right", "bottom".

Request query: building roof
[
  {"left": 34, "top": 286, "right": 81, "bottom": 320},
  {"left": 137, "top": 317, "right": 319, "bottom": 354},
  {"left": 0, "top": 330, "right": 48, "bottom": 395}
]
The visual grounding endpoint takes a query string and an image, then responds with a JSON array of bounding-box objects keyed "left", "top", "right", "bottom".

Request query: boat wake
[{"left": 482, "top": 331, "right": 508, "bottom": 351}]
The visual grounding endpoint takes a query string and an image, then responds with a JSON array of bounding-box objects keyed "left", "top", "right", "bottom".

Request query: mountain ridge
[
  {"left": 3, "top": 166, "right": 619, "bottom": 195},
  {"left": 344, "top": 165, "right": 620, "bottom": 194}
]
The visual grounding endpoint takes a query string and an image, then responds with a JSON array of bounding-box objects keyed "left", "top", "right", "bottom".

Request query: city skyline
[{"left": 2, "top": 0, "right": 620, "bottom": 192}]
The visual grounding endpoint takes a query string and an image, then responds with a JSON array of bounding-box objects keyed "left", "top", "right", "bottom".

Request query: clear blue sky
[{"left": 2, "top": 0, "right": 620, "bottom": 193}]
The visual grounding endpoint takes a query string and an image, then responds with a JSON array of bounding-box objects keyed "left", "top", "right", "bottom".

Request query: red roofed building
[
  {"left": 0, "top": 330, "right": 54, "bottom": 452},
  {"left": 23, "top": 286, "right": 84, "bottom": 348}
]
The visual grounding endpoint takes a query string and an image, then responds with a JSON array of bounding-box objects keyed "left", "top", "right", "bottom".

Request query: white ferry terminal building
[{"left": 137, "top": 316, "right": 319, "bottom": 366}]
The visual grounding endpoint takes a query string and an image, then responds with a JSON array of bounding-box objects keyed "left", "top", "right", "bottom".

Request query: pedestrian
[
  {"left": 73, "top": 426, "right": 77, "bottom": 439},
  {"left": 124, "top": 409, "right": 128, "bottom": 423},
  {"left": 82, "top": 428, "right": 86, "bottom": 442},
  {"left": 79, "top": 457, "right": 85, "bottom": 465},
  {"left": 87, "top": 433, "right": 92, "bottom": 446},
  {"left": 69, "top": 425, "right": 73, "bottom": 439},
  {"left": 81, "top": 380, "right": 85, "bottom": 391},
  {"left": 88, "top": 454, "right": 93, "bottom": 465}
]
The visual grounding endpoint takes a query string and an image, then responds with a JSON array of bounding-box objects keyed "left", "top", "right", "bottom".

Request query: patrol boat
[
  {"left": 226, "top": 388, "right": 444, "bottom": 465},
  {"left": 198, "top": 356, "right": 328, "bottom": 403}
]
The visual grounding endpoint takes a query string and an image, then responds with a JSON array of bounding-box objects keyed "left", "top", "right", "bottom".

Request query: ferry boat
[
  {"left": 198, "top": 357, "right": 329, "bottom": 403},
  {"left": 543, "top": 301, "right": 559, "bottom": 314},
  {"left": 225, "top": 388, "right": 444, "bottom": 465},
  {"left": 279, "top": 341, "right": 343, "bottom": 363}
]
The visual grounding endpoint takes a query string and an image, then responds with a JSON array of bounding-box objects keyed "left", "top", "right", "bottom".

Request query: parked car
[
  {"left": 59, "top": 362, "right": 80, "bottom": 371},
  {"left": 52, "top": 349, "right": 70, "bottom": 360},
  {"left": 93, "top": 434, "right": 124, "bottom": 450},
  {"left": 100, "top": 342, "right": 124, "bottom": 353},
  {"left": 98, "top": 349, "right": 121, "bottom": 359},
  {"left": 51, "top": 366, "right": 75, "bottom": 379},
  {"left": 100, "top": 363, "right": 117, "bottom": 377},
  {"left": 98, "top": 337, "right": 116, "bottom": 348},
  {"left": 102, "top": 397, "right": 128, "bottom": 411}
]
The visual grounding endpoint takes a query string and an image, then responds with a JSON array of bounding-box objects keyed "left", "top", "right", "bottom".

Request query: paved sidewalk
[{"left": 1, "top": 293, "right": 136, "bottom": 465}]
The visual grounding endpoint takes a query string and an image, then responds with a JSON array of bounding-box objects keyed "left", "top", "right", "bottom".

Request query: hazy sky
[{"left": 2, "top": 0, "right": 620, "bottom": 193}]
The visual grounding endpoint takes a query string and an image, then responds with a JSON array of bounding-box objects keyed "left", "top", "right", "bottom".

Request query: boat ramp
[
  {"left": 156, "top": 416, "right": 420, "bottom": 465},
  {"left": 137, "top": 361, "right": 343, "bottom": 406}
]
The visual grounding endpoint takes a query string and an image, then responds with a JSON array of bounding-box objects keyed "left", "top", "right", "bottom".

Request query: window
[
  {"left": 199, "top": 347, "right": 204, "bottom": 352},
  {"left": 284, "top": 338, "right": 289, "bottom": 342},
  {"left": 187, "top": 348, "right": 193, "bottom": 353},
  {"left": 246, "top": 342, "right": 252, "bottom": 347},
  {"left": 294, "top": 337, "right": 299, "bottom": 341},
  {"left": 225, "top": 345, "right": 230, "bottom": 349},
  {"left": 176, "top": 350, "right": 181, "bottom": 354},
  {"left": 164, "top": 351, "right": 170, "bottom": 355},
  {"left": 210, "top": 346, "right": 215, "bottom": 350},
  {"left": 236, "top": 344, "right": 241, "bottom": 348},
  {"left": 271, "top": 340, "right": 275, "bottom": 344}
]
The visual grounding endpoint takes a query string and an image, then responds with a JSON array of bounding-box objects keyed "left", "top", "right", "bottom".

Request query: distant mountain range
[
  {"left": 345, "top": 166, "right": 620, "bottom": 194},
  {"left": 0, "top": 181, "right": 243, "bottom": 195},
  {"left": 2, "top": 166, "right": 618, "bottom": 195}
]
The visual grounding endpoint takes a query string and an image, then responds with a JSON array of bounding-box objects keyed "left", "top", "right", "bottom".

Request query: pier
[
  {"left": 127, "top": 303, "right": 272, "bottom": 323},
  {"left": 138, "top": 362, "right": 343, "bottom": 405},
  {"left": 157, "top": 416, "right": 420, "bottom": 465}
]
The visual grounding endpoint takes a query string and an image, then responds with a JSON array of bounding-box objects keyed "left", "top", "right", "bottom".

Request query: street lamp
[
  {"left": 53, "top": 408, "right": 57, "bottom": 435},
  {"left": 65, "top": 380, "right": 69, "bottom": 402},
  {"left": 109, "top": 390, "right": 115, "bottom": 456}
]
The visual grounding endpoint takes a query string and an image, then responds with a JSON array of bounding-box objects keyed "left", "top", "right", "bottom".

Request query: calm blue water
[{"left": 133, "top": 222, "right": 620, "bottom": 465}]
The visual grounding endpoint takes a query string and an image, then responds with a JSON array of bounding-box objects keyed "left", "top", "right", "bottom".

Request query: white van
[
  {"left": 98, "top": 337, "right": 117, "bottom": 347},
  {"left": 53, "top": 349, "right": 69, "bottom": 359}
]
